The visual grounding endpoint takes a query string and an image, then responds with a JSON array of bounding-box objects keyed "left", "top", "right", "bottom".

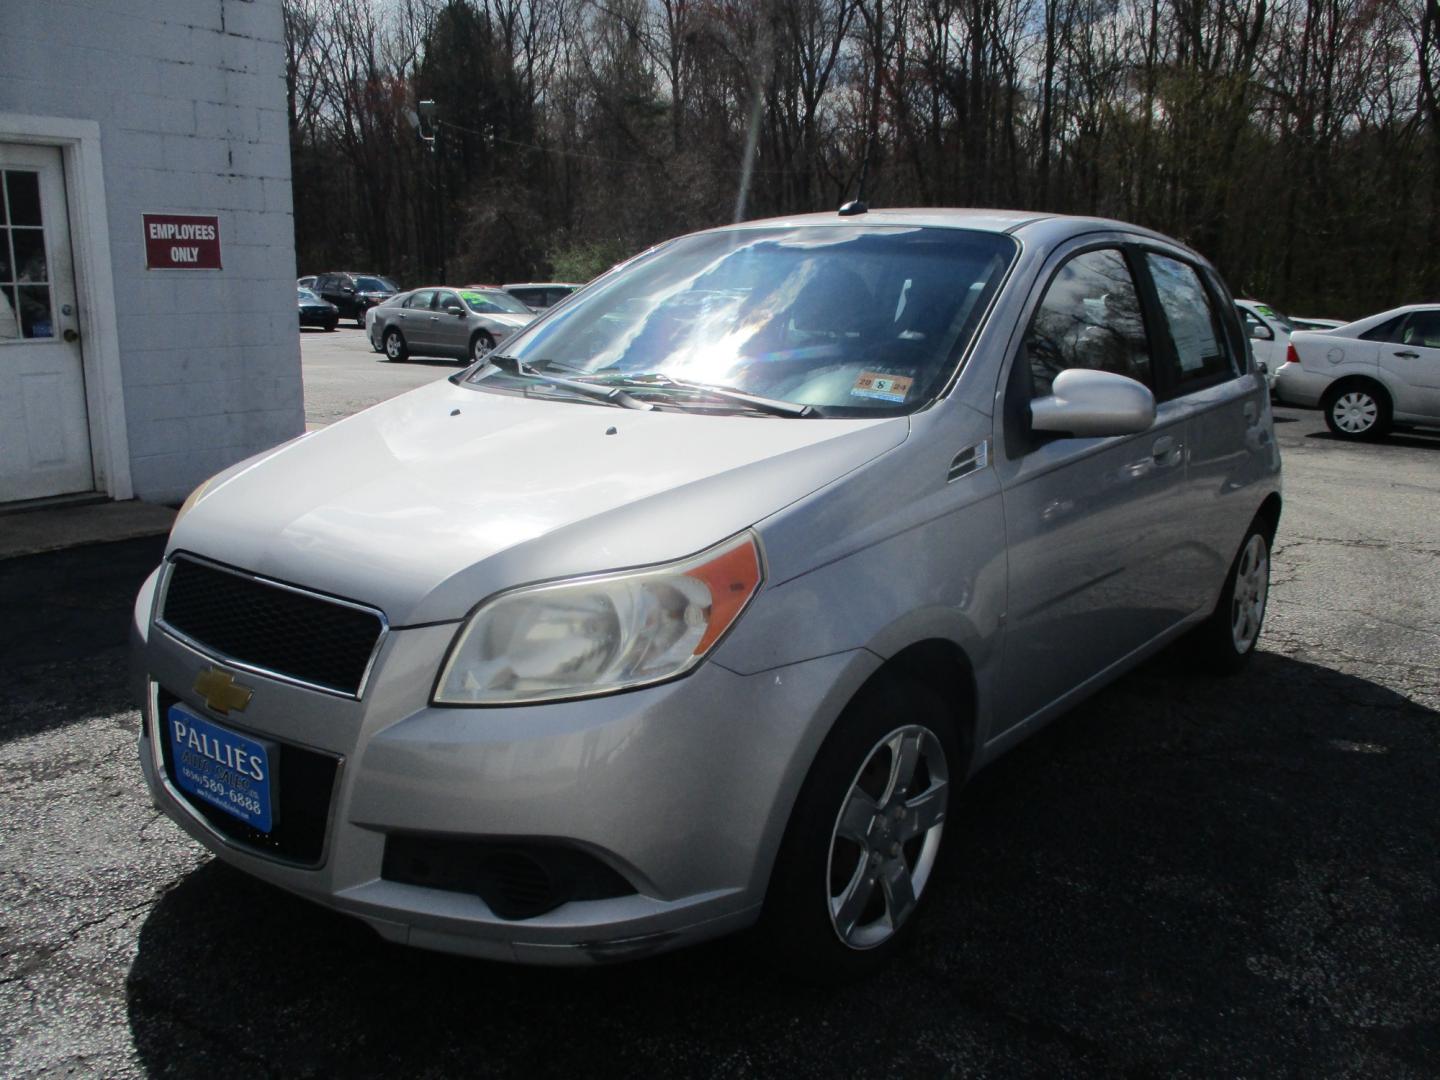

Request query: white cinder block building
[{"left": 0, "top": 0, "right": 301, "bottom": 506}]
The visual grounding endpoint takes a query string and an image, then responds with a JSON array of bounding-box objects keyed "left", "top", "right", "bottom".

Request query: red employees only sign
[{"left": 143, "top": 213, "right": 222, "bottom": 269}]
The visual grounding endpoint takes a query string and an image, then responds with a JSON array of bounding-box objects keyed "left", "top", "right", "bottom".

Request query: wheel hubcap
[
  {"left": 827, "top": 725, "right": 949, "bottom": 949},
  {"left": 1230, "top": 533, "right": 1270, "bottom": 653},
  {"left": 386, "top": 335, "right": 400, "bottom": 358},
  {"left": 1334, "top": 392, "right": 1376, "bottom": 433},
  {"left": 474, "top": 337, "right": 492, "bottom": 361}
]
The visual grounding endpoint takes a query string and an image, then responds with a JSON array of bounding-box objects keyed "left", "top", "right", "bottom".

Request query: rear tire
[
  {"left": 760, "top": 676, "right": 959, "bottom": 981},
  {"left": 383, "top": 328, "right": 407, "bottom": 362},
  {"left": 1190, "top": 523, "right": 1271, "bottom": 675},
  {"left": 1322, "top": 381, "right": 1391, "bottom": 441}
]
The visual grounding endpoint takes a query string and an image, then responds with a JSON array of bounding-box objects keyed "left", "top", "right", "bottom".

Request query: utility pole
[{"left": 417, "top": 100, "right": 446, "bottom": 284}]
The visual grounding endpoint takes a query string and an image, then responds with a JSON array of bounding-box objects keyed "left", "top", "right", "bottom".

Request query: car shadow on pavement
[
  {"left": 1306, "top": 430, "right": 1440, "bottom": 450},
  {"left": 375, "top": 356, "right": 471, "bottom": 369},
  {"left": 124, "top": 648, "right": 1440, "bottom": 1078}
]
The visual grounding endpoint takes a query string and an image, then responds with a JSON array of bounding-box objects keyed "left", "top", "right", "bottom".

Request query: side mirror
[
  {"left": 1247, "top": 322, "right": 1273, "bottom": 341},
  {"left": 1030, "top": 368, "right": 1156, "bottom": 438},
  {"left": 446, "top": 304, "right": 465, "bottom": 317}
]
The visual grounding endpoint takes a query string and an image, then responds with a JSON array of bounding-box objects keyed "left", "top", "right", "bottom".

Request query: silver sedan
[
  {"left": 135, "top": 209, "right": 1279, "bottom": 976},
  {"left": 366, "top": 286, "right": 534, "bottom": 363}
]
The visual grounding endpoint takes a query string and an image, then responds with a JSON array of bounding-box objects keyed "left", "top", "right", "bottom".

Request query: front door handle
[{"left": 1394, "top": 350, "right": 1420, "bottom": 359}]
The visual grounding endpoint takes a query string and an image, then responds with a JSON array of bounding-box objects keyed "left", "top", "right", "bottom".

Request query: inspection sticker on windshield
[{"left": 851, "top": 371, "right": 914, "bottom": 403}]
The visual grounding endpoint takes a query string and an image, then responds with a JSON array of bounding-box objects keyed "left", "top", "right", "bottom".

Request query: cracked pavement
[{"left": 1, "top": 400, "right": 1437, "bottom": 1078}]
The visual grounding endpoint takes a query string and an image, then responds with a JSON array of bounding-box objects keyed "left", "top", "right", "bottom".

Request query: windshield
[
  {"left": 464, "top": 225, "right": 1015, "bottom": 415},
  {"left": 1251, "top": 303, "right": 1293, "bottom": 333},
  {"left": 463, "top": 289, "right": 532, "bottom": 316},
  {"left": 356, "top": 276, "right": 396, "bottom": 293}
]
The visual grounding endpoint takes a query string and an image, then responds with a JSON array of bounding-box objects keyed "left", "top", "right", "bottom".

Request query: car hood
[
  {"left": 170, "top": 379, "right": 908, "bottom": 625},
  {"left": 485, "top": 312, "right": 533, "bottom": 330}
]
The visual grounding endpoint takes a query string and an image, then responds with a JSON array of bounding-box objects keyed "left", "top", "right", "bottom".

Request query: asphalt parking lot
[{"left": 2, "top": 334, "right": 1437, "bottom": 1077}]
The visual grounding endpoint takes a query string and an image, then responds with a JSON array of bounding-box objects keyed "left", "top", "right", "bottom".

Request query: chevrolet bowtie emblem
[{"left": 194, "top": 668, "right": 253, "bottom": 714}]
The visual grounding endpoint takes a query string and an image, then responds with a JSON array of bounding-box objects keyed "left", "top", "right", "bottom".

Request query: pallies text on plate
[{"left": 170, "top": 717, "right": 266, "bottom": 782}]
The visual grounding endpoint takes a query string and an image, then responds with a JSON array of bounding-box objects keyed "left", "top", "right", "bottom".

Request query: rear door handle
[{"left": 1394, "top": 350, "right": 1420, "bottom": 359}]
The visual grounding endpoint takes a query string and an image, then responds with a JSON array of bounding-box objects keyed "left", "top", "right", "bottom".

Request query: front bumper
[
  {"left": 133, "top": 568, "right": 874, "bottom": 963},
  {"left": 1273, "top": 363, "right": 1330, "bottom": 407},
  {"left": 299, "top": 307, "right": 337, "bottom": 327}
]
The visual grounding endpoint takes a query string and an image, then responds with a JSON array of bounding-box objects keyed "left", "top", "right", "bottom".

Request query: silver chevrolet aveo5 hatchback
[{"left": 133, "top": 209, "right": 1280, "bottom": 977}]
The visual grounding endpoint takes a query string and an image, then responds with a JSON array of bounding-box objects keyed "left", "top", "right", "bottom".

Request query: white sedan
[
  {"left": 1235, "top": 299, "right": 1291, "bottom": 388},
  {"left": 1274, "top": 304, "right": 1440, "bottom": 440}
]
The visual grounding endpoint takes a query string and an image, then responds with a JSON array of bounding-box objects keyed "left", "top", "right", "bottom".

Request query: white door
[
  {"left": 1379, "top": 308, "right": 1440, "bottom": 418},
  {"left": 0, "top": 143, "right": 92, "bottom": 502}
]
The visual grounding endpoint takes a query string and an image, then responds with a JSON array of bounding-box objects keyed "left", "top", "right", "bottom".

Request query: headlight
[{"left": 434, "top": 532, "right": 763, "bottom": 705}]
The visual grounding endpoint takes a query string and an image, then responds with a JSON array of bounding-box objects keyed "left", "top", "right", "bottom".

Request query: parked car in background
[
  {"left": 503, "top": 282, "right": 581, "bottom": 310},
  {"left": 1235, "top": 299, "right": 1292, "bottom": 387},
  {"left": 367, "top": 286, "right": 534, "bottom": 363},
  {"left": 134, "top": 209, "right": 1279, "bottom": 977},
  {"left": 297, "top": 275, "right": 317, "bottom": 290},
  {"left": 1276, "top": 303, "right": 1440, "bottom": 440},
  {"left": 297, "top": 287, "right": 338, "bottom": 331},
  {"left": 314, "top": 272, "right": 400, "bottom": 326},
  {"left": 1290, "top": 316, "right": 1344, "bottom": 332}
]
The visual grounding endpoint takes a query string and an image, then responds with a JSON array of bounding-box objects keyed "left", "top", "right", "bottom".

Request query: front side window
[
  {"left": 466, "top": 226, "right": 1017, "bottom": 416},
  {"left": 1025, "top": 248, "right": 1151, "bottom": 397},
  {"left": 1145, "top": 253, "right": 1236, "bottom": 389},
  {"left": 435, "top": 291, "right": 463, "bottom": 312},
  {"left": 404, "top": 290, "right": 435, "bottom": 310}
]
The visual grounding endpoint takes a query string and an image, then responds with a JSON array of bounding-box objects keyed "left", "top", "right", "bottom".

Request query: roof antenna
[{"left": 839, "top": 132, "right": 874, "bottom": 216}]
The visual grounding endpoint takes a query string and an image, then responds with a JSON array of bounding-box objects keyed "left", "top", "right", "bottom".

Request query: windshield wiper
[
  {"left": 591, "top": 372, "right": 818, "bottom": 418},
  {"left": 486, "top": 355, "right": 653, "bottom": 411}
]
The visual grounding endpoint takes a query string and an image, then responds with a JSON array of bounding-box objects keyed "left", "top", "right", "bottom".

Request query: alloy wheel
[
  {"left": 385, "top": 332, "right": 402, "bottom": 360},
  {"left": 827, "top": 725, "right": 949, "bottom": 949},
  {"left": 1230, "top": 533, "right": 1269, "bottom": 653}
]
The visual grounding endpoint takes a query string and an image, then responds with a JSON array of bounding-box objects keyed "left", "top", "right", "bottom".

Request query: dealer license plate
[{"left": 166, "top": 704, "right": 276, "bottom": 832}]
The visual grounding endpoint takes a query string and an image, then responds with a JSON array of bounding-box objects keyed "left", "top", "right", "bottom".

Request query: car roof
[
  {"left": 503, "top": 282, "right": 581, "bottom": 290},
  {"left": 697, "top": 207, "right": 1200, "bottom": 258},
  {"left": 1291, "top": 303, "right": 1440, "bottom": 339}
]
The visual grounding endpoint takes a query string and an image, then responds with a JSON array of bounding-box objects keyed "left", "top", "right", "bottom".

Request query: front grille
[
  {"left": 160, "top": 555, "right": 384, "bottom": 697},
  {"left": 382, "top": 835, "right": 637, "bottom": 920},
  {"left": 156, "top": 690, "right": 340, "bottom": 866}
]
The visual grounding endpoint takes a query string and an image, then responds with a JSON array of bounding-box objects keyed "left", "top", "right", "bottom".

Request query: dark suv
[{"left": 314, "top": 272, "right": 400, "bottom": 326}]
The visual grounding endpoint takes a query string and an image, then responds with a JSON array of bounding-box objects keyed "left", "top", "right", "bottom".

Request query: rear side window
[
  {"left": 1025, "top": 248, "right": 1152, "bottom": 397},
  {"left": 1144, "top": 253, "right": 1236, "bottom": 390},
  {"left": 1360, "top": 316, "right": 1405, "bottom": 343}
]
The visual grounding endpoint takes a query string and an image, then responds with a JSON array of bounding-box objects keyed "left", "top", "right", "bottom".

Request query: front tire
[
  {"left": 470, "top": 330, "right": 496, "bottom": 364},
  {"left": 383, "top": 328, "right": 407, "bottom": 362},
  {"left": 1322, "top": 381, "right": 1391, "bottom": 441},
  {"left": 761, "top": 677, "right": 958, "bottom": 980}
]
